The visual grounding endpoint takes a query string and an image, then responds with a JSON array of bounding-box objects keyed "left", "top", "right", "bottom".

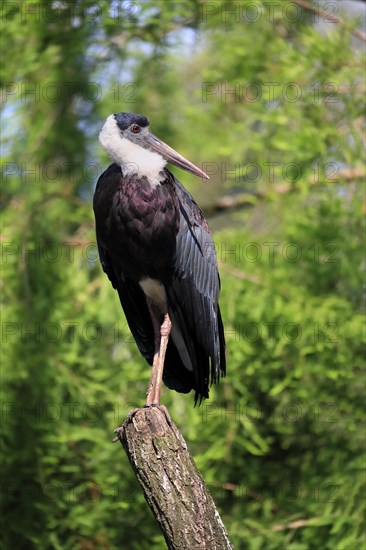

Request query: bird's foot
[{"left": 160, "top": 314, "right": 172, "bottom": 337}]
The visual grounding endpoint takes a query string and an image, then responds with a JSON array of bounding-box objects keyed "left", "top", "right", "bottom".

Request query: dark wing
[
  {"left": 95, "top": 233, "right": 155, "bottom": 365},
  {"left": 94, "top": 165, "right": 197, "bottom": 395},
  {"left": 165, "top": 170, "right": 226, "bottom": 403},
  {"left": 94, "top": 164, "right": 156, "bottom": 364},
  {"left": 96, "top": 233, "right": 196, "bottom": 394}
]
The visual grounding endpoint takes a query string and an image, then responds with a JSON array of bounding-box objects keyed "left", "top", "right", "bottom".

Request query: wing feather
[
  {"left": 96, "top": 235, "right": 155, "bottom": 364},
  {"left": 165, "top": 173, "right": 226, "bottom": 401}
]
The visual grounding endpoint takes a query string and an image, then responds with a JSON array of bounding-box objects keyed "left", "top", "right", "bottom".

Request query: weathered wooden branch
[
  {"left": 293, "top": 0, "right": 366, "bottom": 43},
  {"left": 113, "top": 406, "right": 233, "bottom": 550}
]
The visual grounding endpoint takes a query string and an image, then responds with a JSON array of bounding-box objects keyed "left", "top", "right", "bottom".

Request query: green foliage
[{"left": 1, "top": 1, "right": 365, "bottom": 549}]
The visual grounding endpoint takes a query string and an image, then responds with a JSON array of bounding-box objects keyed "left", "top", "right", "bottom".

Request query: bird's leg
[
  {"left": 145, "top": 301, "right": 161, "bottom": 407},
  {"left": 145, "top": 353, "right": 159, "bottom": 406},
  {"left": 152, "top": 313, "right": 172, "bottom": 406}
]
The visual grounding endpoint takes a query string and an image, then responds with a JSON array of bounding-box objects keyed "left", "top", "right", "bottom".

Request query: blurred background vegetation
[{"left": 1, "top": 1, "right": 365, "bottom": 548}]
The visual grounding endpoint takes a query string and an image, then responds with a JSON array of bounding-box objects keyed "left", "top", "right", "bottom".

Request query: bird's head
[{"left": 99, "top": 112, "right": 209, "bottom": 185}]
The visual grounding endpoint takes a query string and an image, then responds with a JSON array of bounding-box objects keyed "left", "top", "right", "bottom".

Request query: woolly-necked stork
[{"left": 93, "top": 113, "right": 225, "bottom": 405}]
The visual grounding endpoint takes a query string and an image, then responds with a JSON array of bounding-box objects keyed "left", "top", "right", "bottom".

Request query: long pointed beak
[{"left": 143, "top": 132, "right": 209, "bottom": 180}]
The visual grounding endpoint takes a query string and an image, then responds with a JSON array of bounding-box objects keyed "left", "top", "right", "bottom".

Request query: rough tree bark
[{"left": 113, "top": 405, "right": 233, "bottom": 550}]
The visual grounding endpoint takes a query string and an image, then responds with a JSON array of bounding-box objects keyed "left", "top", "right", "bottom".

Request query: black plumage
[{"left": 94, "top": 113, "right": 225, "bottom": 404}]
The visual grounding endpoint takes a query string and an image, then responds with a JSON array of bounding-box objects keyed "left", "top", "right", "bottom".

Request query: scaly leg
[
  {"left": 145, "top": 352, "right": 159, "bottom": 406},
  {"left": 145, "top": 298, "right": 170, "bottom": 407},
  {"left": 152, "top": 313, "right": 172, "bottom": 405},
  {"left": 145, "top": 301, "right": 162, "bottom": 407}
]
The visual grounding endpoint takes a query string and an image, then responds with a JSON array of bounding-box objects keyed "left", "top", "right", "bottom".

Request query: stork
[{"left": 93, "top": 113, "right": 225, "bottom": 405}]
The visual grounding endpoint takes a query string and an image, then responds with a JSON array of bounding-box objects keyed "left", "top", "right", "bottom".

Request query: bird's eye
[{"left": 130, "top": 125, "right": 141, "bottom": 133}]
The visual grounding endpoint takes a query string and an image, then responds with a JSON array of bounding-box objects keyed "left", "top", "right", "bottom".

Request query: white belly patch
[{"left": 139, "top": 278, "right": 167, "bottom": 307}]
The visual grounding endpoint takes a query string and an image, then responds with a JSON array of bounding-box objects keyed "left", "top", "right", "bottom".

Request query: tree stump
[{"left": 113, "top": 405, "right": 233, "bottom": 550}]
